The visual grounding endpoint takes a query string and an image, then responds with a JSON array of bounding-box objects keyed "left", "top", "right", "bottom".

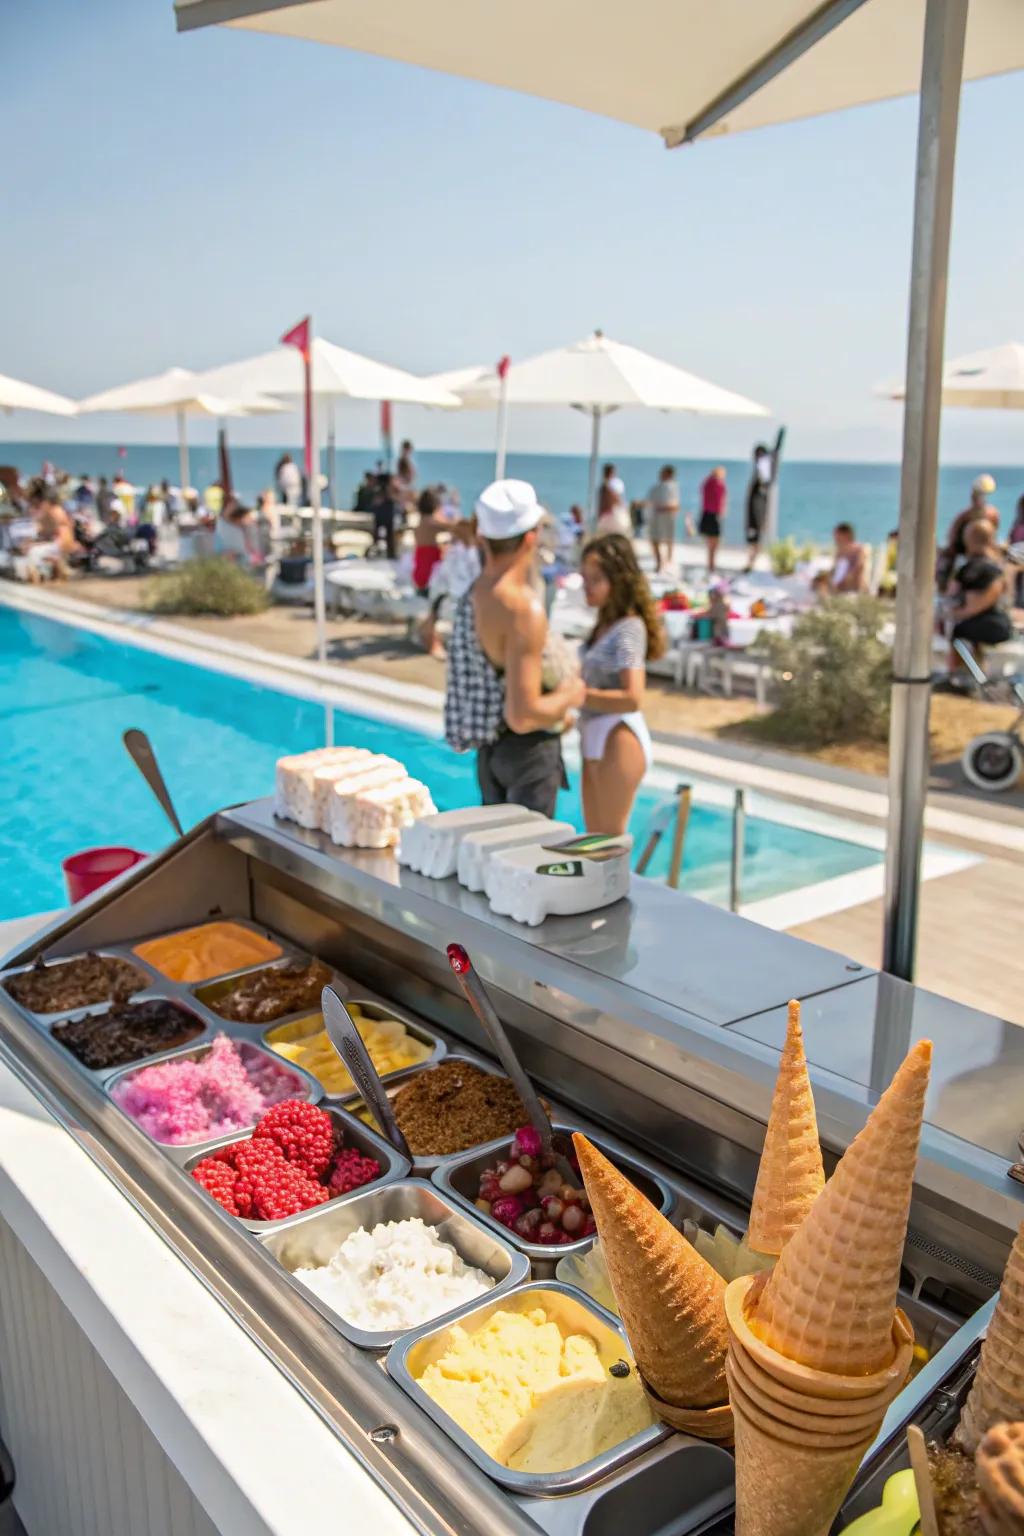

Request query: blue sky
[{"left": 2, "top": 0, "right": 1022, "bottom": 463}]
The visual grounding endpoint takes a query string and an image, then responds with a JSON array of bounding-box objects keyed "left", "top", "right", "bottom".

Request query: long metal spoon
[
  {"left": 446, "top": 942, "right": 579, "bottom": 1188},
  {"left": 321, "top": 984, "right": 412, "bottom": 1161},
  {"left": 123, "top": 729, "right": 183, "bottom": 838}
]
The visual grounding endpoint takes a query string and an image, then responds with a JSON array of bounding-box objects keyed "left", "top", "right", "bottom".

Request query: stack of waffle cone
[
  {"left": 573, "top": 1133, "right": 732, "bottom": 1441},
  {"left": 746, "top": 1000, "right": 825, "bottom": 1258},
  {"left": 726, "top": 1039, "right": 932, "bottom": 1536},
  {"left": 956, "top": 1222, "right": 1024, "bottom": 1454},
  {"left": 975, "top": 1420, "right": 1024, "bottom": 1535}
]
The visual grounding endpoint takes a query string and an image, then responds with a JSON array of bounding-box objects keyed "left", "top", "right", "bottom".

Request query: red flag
[
  {"left": 281, "top": 316, "right": 313, "bottom": 478},
  {"left": 497, "top": 355, "right": 511, "bottom": 379},
  {"left": 380, "top": 400, "right": 393, "bottom": 469}
]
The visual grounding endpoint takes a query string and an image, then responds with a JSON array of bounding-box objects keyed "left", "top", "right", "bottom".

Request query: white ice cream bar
[
  {"left": 397, "top": 804, "right": 543, "bottom": 879},
  {"left": 310, "top": 750, "right": 385, "bottom": 830},
  {"left": 324, "top": 760, "right": 409, "bottom": 844},
  {"left": 274, "top": 747, "right": 370, "bottom": 827},
  {"left": 484, "top": 834, "right": 633, "bottom": 926},
  {"left": 339, "top": 779, "right": 436, "bottom": 850},
  {"left": 457, "top": 818, "right": 576, "bottom": 893}
]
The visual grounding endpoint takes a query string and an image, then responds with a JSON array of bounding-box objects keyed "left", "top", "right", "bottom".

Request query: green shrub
[
  {"left": 769, "top": 536, "right": 799, "bottom": 576},
  {"left": 754, "top": 597, "right": 891, "bottom": 747},
  {"left": 144, "top": 558, "right": 269, "bottom": 617}
]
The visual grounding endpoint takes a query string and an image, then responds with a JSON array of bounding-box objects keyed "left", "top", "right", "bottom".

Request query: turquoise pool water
[{"left": 0, "top": 605, "right": 880, "bottom": 922}]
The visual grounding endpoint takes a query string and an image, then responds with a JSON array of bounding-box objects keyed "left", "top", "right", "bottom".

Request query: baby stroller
[
  {"left": 88, "top": 522, "right": 151, "bottom": 573},
  {"left": 953, "top": 638, "right": 1024, "bottom": 792}
]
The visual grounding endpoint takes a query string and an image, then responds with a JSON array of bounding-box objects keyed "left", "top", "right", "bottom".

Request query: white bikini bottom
[{"left": 578, "top": 711, "right": 653, "bottom": 771}]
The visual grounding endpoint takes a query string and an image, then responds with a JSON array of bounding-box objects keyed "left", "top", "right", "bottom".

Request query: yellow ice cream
[
  {"left": 416, "top": 1306, "right": 652, "bottom": 1473},
  {"left": 267, "top": 1005, "right": 430, "bottom": 1095}
]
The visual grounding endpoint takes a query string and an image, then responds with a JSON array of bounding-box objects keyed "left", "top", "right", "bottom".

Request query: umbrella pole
[
  {"left": 176, "top": 405, "right": 189, "bottom": 493},
  {"left": 882, "top": 0, "right": 967, "bottom": 981},
  {"left": 308, "top": 356, "right": 331, "bottom": 744},
  {"left": 587, "top": 408, "right": 601, "bottom": 526},
  {"left": 495, "top": 368, "right": 510, "bottom": 479},
  {"left": 327, "top": 397, "right": 337, "bottom": 512}
]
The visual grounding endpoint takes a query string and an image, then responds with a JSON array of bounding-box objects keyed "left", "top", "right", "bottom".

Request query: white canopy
[
  {"left": 76, "top": 366, "right": 281, "bottom": 418},
  {"left": 175, "top": 0, "right": 1023, "bottom": 144},
  {"left": 0, "top": 372, "right": 76, "bottom": 417},
  {"left": 195, "top": 338, "right": 459, "bottom": 407},
  {"left": 882, "top": 342, "right": 1024, "bottom": 410},
  {"left": 446, "top": 332, "right": 768, "bottom": 415}
]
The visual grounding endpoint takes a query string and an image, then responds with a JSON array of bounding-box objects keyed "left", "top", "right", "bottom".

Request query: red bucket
[{"left": 62, "top": 846, "right": 148, "bottom": 904}]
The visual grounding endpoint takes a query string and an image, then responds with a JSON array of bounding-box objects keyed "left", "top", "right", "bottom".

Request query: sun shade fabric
[
  {"left": 881, "top": 342, "right": 1024, "bottom": 410},
  {"left": 194, "top": 338, "right": 460, "bottom": 406},
  {"left": 0, "top": 373, "right": 76, "bottom": 416}
]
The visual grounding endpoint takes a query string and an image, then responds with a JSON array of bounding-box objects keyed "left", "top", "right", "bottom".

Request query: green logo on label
[{"left": 536, "top": 860, "right": 584, "bottom": 878}]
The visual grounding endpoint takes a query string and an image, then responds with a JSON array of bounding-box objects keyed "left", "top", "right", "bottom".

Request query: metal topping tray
[
  {"left": 346, "top": 1050, "right": 527, "bottom": 1175},
  {"left": 192, "top": 954, "right": 334, "bottom": 1026},
  {"left": 0, "top": 946, "right": 160, "bottom": 1023},
  {"left": 259, "top": 1177, "right": 529, "bottom": 1347},
  {"left": 183, "top": 1103, "right": 410, "bottom": 1231},
  {"left": 127, "top": 914, "right": 292, "bottom": 986},
  {"left": 434, "top": 1122, "right": 677, "bottom": 1269},
  {"left": 387, "top": 1279, "right": 669, "bottom": 1496},
  {"left": 104, "top": 1035, "right": 322, "bottom": 1165},
  {"left": 47, "top": 994, "right": 209, "bottom": 1075},
  {"left": 262, "top": 995, "right": 446, "bottom": 1101}
]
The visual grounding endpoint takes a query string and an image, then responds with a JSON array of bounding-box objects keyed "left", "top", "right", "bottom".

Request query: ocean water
[
  {"left": 0, "top": 606, "right": 878, "bottom": 921},
  {"left": 5, "top": 440, "right": 1024, "bottom": 551}
]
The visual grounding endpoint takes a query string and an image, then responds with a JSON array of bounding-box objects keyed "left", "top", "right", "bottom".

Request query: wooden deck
[{"left": 786, "top": 855, "right": 1024, "bottom": 1026}]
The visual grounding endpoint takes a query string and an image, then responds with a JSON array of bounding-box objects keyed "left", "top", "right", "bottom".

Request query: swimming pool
[{"left": 0, "top": 605, "right": 880, "bottom": 922}]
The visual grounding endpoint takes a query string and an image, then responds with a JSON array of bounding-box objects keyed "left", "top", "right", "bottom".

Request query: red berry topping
[
  {"left": 327, "top": 1145, "right": 382, "bottom": 1196},
  {"left": 252, "top": 1099, "right": 335, "bottom": 1178},
  {"left": 191, "top": 1155, "right": 240, "bottom": 1216}
]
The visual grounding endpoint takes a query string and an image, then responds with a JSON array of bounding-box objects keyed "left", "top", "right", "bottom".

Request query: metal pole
[
  {"left": 730, "top": 787, "right": 746, "bottom": 913},
  {"left": 495, "top": 369, "right": 510, "bottom": 479},
  {"left": 668, "top": 784, "right": 692, "bottom": 890},
  {"left": 307, "top": 335, "right": 332, "bottom": 744},
  {"left": 882, "top": 0, "right": 967, "bottom": 980},
  {"left": 327, "top": 397, "right": 338, "bottom": 513},
  {"left": 587, "top": 408, "right": 601, "bottom": 526},
  {"left": 176, "top": 405, "right": 189, "bottom": 494}
]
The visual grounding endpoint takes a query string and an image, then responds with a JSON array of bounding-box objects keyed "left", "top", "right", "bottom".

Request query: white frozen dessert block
[
  {"left": 397, "top": 804, "right": 542, "bottom": 879},
  {"left": 325, "top": 760, "right": 409, "bottom": 845},
  {"left": 484, "top": 834, "right": 633, "bottom": 926},
  {"left": 311, "top": 750, "right": 385, "bottom": 830},
  {"left": 457, "top": 818, "right": 575, "bottom": 893},
  {"left": 343, "top": 779, "right": 436, "bottom": 850},
  {"left": 274, "top": 747, "right": 369, "bottom": 827}
]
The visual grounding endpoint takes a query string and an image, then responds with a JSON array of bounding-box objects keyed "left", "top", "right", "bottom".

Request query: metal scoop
[
  {"left": 123, "top": 729, "right": 183, "bottom": 838},
  {"left": 321, "top": 985, "right": 412, "bottom": 1161},
  {"left": 446, "top": 941, "right": 579, "bottom": 1188}
]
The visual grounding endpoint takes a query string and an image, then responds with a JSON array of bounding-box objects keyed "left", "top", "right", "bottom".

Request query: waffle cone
[
  {"left": 747, "top": 1001, "right": 825, "bottom": 1257},
  {"left": 957, "top": 1223, "right": 1024, "bottom": 1454},
  {"left": 573, "top": 1133, "right": 728, "bottom": 1412},
  {"left": 726, "top": 1351, "right": 884, "bottom": 1448},
  {"left": 750, "top": 1039, "right": 932, "bottom": 1376},
  {"left": 731, "top": 1382, "right": 873, "bottom": 1536},
  {"left": 976, "top": 1421, "right": 1024, "bottom": 1536}
]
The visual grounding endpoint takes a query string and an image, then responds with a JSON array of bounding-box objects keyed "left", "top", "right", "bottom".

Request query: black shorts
[
  {"left": 953, "top": 611, "right": 1014, "bottom": 646},
  {"left": 746, "top": 490, "right": 768, "bottom": 543},
  {"left": 476, "top": 730, "right": 566, "bottom": 819},
  {"left": 698, "top": 511, "right": 721, "bottom": 539}
]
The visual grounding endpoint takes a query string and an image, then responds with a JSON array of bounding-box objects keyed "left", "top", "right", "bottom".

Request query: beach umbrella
[
  {"left": 432, "top": 332, "right": 768, "bottom": 516},
  {"left": 0, "top": 372, "right": 76, "bottom": 417},
  {"left": 177, "top": 0, "right": 1024, "bottom": 981},
  {"left": 881, "top": 342, "right": 1024, "bottom": 410},
  {"left": 195, "top": 337, "right": 460, "bottom": 509},
  {"left": 77, "top": 366, "right": 283, "bottom": 493},
  {"left": 427, "top": 359, "right": 515, "bottom": 477}
]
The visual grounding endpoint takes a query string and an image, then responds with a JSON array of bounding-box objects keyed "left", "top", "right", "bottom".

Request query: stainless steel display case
[{"left": 1, "top": 796, "right": 1022, "bottom": 1536}]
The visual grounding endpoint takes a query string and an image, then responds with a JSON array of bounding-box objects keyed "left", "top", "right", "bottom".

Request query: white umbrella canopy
[
  {"left": 882, "top": 342, "right": 1024, "bottom": 410},
  {"left": 195, "top": 338, "right": 459, "bottom": 407},
  {"left": 175, "top": 0, "right": 1023, "bottom": 143},
  {"left": 0, "top": 372, "right": 76, "bottom": 417},
  {"left": 77, "top": 366, "right": 285, "bottom": 491}
]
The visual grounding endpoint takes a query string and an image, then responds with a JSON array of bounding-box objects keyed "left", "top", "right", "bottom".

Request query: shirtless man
[{"left": 444, "top": 479, "right": 584, "bottom": 816}]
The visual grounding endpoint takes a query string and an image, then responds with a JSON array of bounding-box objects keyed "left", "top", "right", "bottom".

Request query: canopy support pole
[
  {"left": 587, "top": 408, "right": 602, "bottom": 525},
  {"left": 307, "top": 348, "right": 331, "bottom": 744},
  {"left": 176, "top": 405, "right": 189, "bottom": 493},
  {"left": 495, "top": 368, "right": 510, "bottom": 479},
  {"left": 326, "top": 397, "right": 337, "bottom": 512},
  {"left": 882, "top": 0, "right": 966, "bottom": 980}
]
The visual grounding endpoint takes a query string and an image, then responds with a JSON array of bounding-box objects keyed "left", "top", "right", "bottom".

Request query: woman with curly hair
[{"left": 578, "top": 533, "right": 666, "bottom": 834}]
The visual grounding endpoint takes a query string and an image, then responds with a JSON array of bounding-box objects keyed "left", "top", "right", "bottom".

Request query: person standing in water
[
  {"left": 444, "top": 480, "right": 584, "bottom": 816},
  {"left": 578, "top": 533, "right": 665, "bottom": 835}
]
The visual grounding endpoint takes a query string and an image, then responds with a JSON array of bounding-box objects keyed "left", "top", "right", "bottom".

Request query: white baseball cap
[
  {"left": 475, "top": 479, "right": 544, "bottom": 539},
  {"left": 973, "top": 473, "right": 996, "bottom": 494}
]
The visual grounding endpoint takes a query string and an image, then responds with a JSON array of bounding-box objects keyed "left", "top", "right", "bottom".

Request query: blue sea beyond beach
[{"left": 3, "top": 441, "right": 1023, "bottom": 550}]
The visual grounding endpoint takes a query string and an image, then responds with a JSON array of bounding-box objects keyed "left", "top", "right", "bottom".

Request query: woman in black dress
[{"left": 947, "top": 519, "right": 1013, "bottom": 672}]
